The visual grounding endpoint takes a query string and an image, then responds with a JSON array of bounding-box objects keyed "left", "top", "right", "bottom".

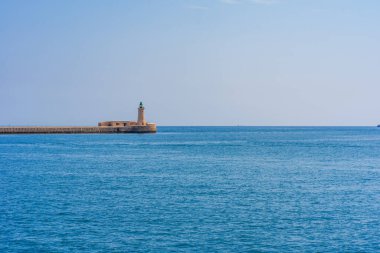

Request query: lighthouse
[{"left": 137, "top": 102, "right": 146, "bottom": 125}]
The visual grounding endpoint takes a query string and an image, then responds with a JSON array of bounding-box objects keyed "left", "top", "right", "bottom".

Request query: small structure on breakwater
[{"left": 0, "top": 102, "right": 156, "bottom": 134}]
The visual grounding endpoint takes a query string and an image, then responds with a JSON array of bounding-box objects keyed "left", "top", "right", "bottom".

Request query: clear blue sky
[{"left": 1, "top": 0, "right": 379, "bottom": 126}]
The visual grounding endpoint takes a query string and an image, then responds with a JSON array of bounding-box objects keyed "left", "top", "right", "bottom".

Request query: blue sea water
[{"left": 1, "top": 127, "right": 380, "bottom": 252}]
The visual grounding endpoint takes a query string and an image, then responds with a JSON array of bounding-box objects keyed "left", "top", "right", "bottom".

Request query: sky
[{"left": 1, "top": 0, "right": 379, "bottom": 126}]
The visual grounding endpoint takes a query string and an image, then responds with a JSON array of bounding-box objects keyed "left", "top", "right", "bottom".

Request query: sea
[{"left": 1, "top": 127, "right": 379, "bottom": 252}]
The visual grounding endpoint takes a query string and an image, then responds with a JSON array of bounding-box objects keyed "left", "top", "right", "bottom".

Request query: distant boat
[{"left": 378, "top": 125, "right": 380, "bottom": 127}]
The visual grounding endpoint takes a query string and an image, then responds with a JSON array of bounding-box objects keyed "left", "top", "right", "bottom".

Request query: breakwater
[{"left": 0, "top": 125, "right": 156, "bottom": 134}]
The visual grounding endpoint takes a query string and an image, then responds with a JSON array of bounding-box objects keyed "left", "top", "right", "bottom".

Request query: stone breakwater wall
[{"left": 0, "top": 125, "right": 156, "bottom": 134}]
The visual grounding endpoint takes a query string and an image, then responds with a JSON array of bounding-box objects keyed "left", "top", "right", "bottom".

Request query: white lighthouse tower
[{"left": 137, "top": 102, "right": 146, "bottom": 126}]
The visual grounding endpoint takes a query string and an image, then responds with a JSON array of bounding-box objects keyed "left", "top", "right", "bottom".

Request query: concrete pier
[
  {"left": 0, "top": 102, "right": 157, "bottom": 134},
  {"left": 0, "top": 125, "right": 157, "bottom": 134}
]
